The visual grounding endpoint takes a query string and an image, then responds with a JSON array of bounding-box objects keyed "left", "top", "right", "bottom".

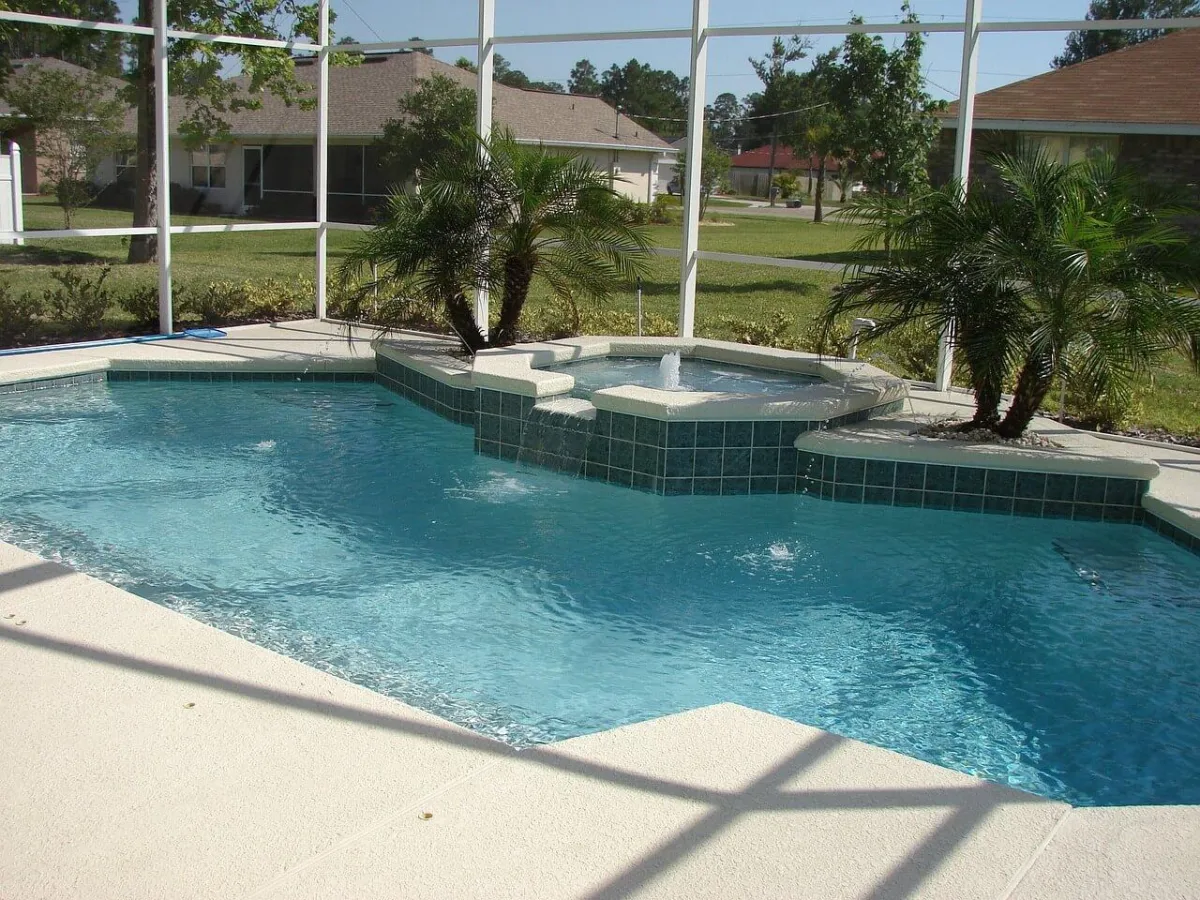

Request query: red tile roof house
[
  {"left": 1, "top": 52, "right": 676, "bottom": 221},
  {"left": 932, "top": 29, "right": 1200, "bottom": 201},
  {"left": 728, "top": 145, "right": 843, "bottom": 200}
]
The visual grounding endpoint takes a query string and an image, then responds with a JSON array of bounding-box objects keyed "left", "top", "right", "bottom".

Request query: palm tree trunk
[
  {"left": 127, "top": 0, "right": 158, "bottom": 265},
  {"left": 814, "top": 157, "right": 826, "bottom": 223},
  {"left": 444, "top": 292, "right": 487, "bottom": 353},
  {"left": 998, "top": 354, "right": 1054, "bottom": 439},
  {"left": 491, "top": 254, "right": 535, "bottom": 347}
]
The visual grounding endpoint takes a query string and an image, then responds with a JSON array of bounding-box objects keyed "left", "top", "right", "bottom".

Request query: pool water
[
  {"left": 2, "top": 381, "right": 1199, "bottom": 807},
  {"left": 549, "top": 355, "right": 824, "bottom": 396}
]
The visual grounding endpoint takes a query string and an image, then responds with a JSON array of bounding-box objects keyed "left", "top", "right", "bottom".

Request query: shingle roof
[
  {"left": 217, "top": 52, "right": 672, "bottom": 151},
  {"left": 729, "top": 144, "right": 841, "bottom": 173},
  {"left": 944, "top": 29, "right": 1200, "bottom": 131},
  {"left": 0, "top": 57, "right": 129, "bottom": 119}
]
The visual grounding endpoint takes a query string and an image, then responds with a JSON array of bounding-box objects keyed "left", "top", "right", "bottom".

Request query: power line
[
  {"left": 338, "top": 0, "right": 384, "bottom": 43},
  {"left": 622, "top": 100, "right": 831, "bottom": 125}
]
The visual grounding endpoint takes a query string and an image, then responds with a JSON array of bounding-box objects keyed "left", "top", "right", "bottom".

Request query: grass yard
[{"left": 3, "top": 197, "right": 1197, "bottom": 434}]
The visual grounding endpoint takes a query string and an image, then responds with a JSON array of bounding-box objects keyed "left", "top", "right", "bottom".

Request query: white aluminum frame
[{"left": 0, "top": 4, "right": 1197, "bottom": 380}]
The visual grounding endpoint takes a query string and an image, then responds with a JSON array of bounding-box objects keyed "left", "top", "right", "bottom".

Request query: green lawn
[{"left": 4, "top": 197, "right": 1197, "bottom": 435}]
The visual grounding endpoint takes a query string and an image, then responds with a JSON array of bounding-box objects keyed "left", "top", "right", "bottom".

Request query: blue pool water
[
  {"left": 549, "top": 355, "right": 823, "bottom": 396},
  {"left": 1, "top": 382, "right": 1199, "bottom": 807}
]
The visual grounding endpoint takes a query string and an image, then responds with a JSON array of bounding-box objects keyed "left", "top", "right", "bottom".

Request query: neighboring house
[
  {"left": 0, "top": 57, "right": 129, "bottom": 194},
  {"left": 728, "top": 145, "right": 844, "bottom": 200},
  {"left": 3, "top": 53, "right": 676, "bottom": 219},
  {"left": 656, "top": 137, "right": 687, "bottom": 195},
  {"left": 933, "top": 29, "right": 1200, "bottom": 195}
]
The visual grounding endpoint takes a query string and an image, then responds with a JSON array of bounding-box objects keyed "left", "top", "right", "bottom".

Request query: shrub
[
  {"left": 44, "top": 266, "right": 112, "bottom": 336},
  {"left": 0, "top": 284, "right": 44, "bottom": 346},
  {"left": 243, "top": 276, "right": 314, "bottom": 320},
  {"left": 119, "top": 285, "right": 162, "bottom": 331},
  {"left": 773, "top": 172, "right": 799, "bottom": 200},
  {"left": 1059, "top": 377, "right": 1146, "bottom": 431},
  {"left": 714, "top": 311, "right": 802, "bottom": 350},
  {"left": 181, "top": 280, "right": 248, "bottom": 326},
  {"left": 870, "top": 324, "right": 939, "bottom": 382},
  {"left": 614, "top": 196, "right": 652, "bottom": 226},
  {"left": 800, "top": 315, "right": 852, "bottom": 357},
  {"left": 516, "top": 302, "right": 674, "bottom": 341},
  {"left": 650, "top": 194, "right": 675, "bottom": 225}
]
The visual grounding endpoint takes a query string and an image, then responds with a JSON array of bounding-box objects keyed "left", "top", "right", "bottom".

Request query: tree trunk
[
  {"left": 766, "top": 125, "right": 778, "bottom": 205},
  {"left": 807, "top": 167, "right": 813, "bottom": 196},
  {"left": 814, "top": 157, "right": 826, "bottom": 223},
  {"left": 127, "top": 0, "right": 158, "bottom": 265},
  {"left": 491, "top": 254, "right": 535, "bottom": 347},
  {"left": 998, "top": 354, "right": 1054, "bottom": 439},
  {"left": 444, "top": 292, "right": 487, "bottom": 353}
]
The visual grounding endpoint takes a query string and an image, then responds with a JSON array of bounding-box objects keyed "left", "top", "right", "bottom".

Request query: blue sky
[{"left": 325, "top": 0, "right": 1101, "bottom": 102}]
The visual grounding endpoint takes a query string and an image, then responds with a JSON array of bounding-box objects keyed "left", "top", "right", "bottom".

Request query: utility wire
[{"left": 338, "top": 0, "right": 385, "bottom": 43}]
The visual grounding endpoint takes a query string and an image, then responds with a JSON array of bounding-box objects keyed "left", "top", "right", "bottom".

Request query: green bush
[
  {"left": 243, "top": 276, "right": 313, "bottom": 321},
  {"left": 614, "top": 196, "right": 652, "bottom": 226},
  {"left": 517, "top": 302, "right": 674, "bottom": 341},
  {"left": 44, "top": 266, "right": 112, "bottom": 336},
  {"left": 800, "top": 315, "right": 852, "bottom": 357},
  {"left": 0, "top": 283, "right": 44, "bottom": 346},
  {"left": 773, "top": 172, "right": 799, "bottom": 200},
  {"left": 870, "top": 323, "right": 939, "bottom": 382},
  {"left": 181, "top": 280, "right": 248, "bottom": 326},
  {"left": 1059, "top": 378, "right": 1146, "bottom": 431},
  {"left": 713, "top": 311, "right": 802, "bottom": 350},
  {"left": 119, "top": 285, "right": 162, "bottom": 331},
  {"left": 650, "top": 194, "right": 675, "bottom": 225}
]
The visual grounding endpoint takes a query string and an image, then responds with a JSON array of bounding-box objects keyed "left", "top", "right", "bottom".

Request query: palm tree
[
  {"left": 982, "top": 151, "right": 1200, "bottom": 437},
  {"left": 341, "top": 132, "right": 653, "bottom": 352},
  {"left": 824, "top": 183, "right": 1026, "bottom": 430},
  {"left": 826, "top": 147, "right": 1200, "bottom": 438}
]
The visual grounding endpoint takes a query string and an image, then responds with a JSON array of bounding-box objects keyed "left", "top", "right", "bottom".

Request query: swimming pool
[{"left": 2, "top": 380, "right": 1198, "bottom": 807}]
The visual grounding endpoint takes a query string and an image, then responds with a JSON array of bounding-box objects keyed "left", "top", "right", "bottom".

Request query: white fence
[{"left": 0, "top": 142, "right": 24, "bottom": 247}]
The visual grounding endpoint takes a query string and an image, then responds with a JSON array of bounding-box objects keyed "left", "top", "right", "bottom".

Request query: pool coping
[{"left": 470, "top": 336, "right": 911, "bottom": 422}]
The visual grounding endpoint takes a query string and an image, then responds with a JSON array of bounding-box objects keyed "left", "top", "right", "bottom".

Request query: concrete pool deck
[
  {"left": 4, "top": 541, "right": 1199, "bottom": 900},
  {"left": 3, "top": 320, "right": 1200, "bottom": 897}
]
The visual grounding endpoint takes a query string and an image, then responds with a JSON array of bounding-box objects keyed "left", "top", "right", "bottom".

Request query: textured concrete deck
[{"left": 5, "top": 541, "right": 1199, "bottom": 900}]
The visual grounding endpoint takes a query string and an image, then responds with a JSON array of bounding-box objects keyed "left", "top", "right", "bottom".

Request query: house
[
  {"left": 933, "top": 29, "right": 1200, "bottom": 194},
  {"left": 3, "top": 53, "right": 676, "bottom": 219},
  {"left": 728, "top": 145, "right": 844, "bottom": 199}
]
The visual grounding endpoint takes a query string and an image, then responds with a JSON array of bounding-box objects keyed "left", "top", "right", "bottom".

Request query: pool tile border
[
  {"left": 0, "top": 371, "right": 106, "bottom": 393},
  {"left": 796, "top": 451, "right": 1151, "bottom": 524}
]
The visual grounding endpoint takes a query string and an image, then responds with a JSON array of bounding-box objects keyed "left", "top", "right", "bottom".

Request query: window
[
  {"left": 1030, "top": 133, "right": 1118, "bottom": 167},
  {"left": 115, "top": 149, "right": 136, "bottom": 176},
  {"left": 262, "top": 144, "right": 313, "bottom": 193},
  {"left": 190, "top": 144, "right": 227, "bottom": 189},
  {"left": 329, "top": 144, "right": 364, "bottom": 195}
]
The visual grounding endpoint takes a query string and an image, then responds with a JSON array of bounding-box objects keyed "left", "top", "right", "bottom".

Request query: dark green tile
[
  {"left": 476, "top": 439, "right": 500, "bottom": 457},
  {"left": 984, "top": 470, "right": 1016, "bottom": 497},
  {"left": 983, "top": 496, "right": 1014, "bottom": 515},
  {"left": 923, "top": 491, "right": 954, "bottom": 510},
  {"left": 1074, "top": 475, "right": 1107, "bottom": 504},
  {"left": 721, "top": 477, "right": 750, "bottom": 496},
  {"left": 1103, "top": 505, "right": 1135, "bottom": 524},
  {"left": 632, "top": 472, "right": 658, "bottom": 493},
  {"left": 895, "top": 462, "right": 926, "bottom": 491},
  {"left": 1015, "top": 472, "right": 1047, "bottom": 500},
  {"left": 694, "top": 448, "right": 723, "bottom": 477},
  {"left": 634, "top": 442, "right": 660, "bottom": 476},
  {"left": 834, "top": 483, "right": 864, "bottom": 503},
  {"left": 954, "top": 493, "right": 984, "bottom": 513},
  {"left": 585, "top": 437, "right": 610, "bottom": 465},
  {"left": 751, "top": 447, "right": 780, "bottom": 477},
  {"left": 500, "top": 418, "right": 522, "bottom": 446},
  {"left": 594, "top": 410, "right": 612, "bottom": 437},
  {"left": 611, "top": 413, "right": 636, "bottom": 442},
  {"left": 664, "top": 448, "right": 695, "bottom": 478},
  {"left": 666, "top": 421, "right": 697, "bottom": 448},
  {"left": 608, "top": 467, "right": 633, "bottom": 487},
  {"left": 954, "top": 467, "right": 986, "bottom": 495},
  {"left": 779, "top": 422, "right": 806, "bottom": 446},
  {"left": 1073, "top": 503, "right": 1104, "bottom": 521},
  {"left": 834, "top": 457, "right": 865, "bottom": 485},
  {"left": 695, "top": 422, "right": 724, "bottom": 447},
  {"left": 750, "top": 476, "right": 778, "bottom": 495},
  {"left": 724, "top": 421, "right": 753, "bottom": 448},
  {"left": 635, "top": 417, "right": 664, "bottom": 447},
  {"left": 1104, "top": 478, "right": 1138, "bottom": 507},
  {"left": 752, "top": 421, "right": 781, "bottom": 448},
  {"left": 584, "top": 461, "right": 608, "bottom": 482},
  {"left": 894, "top": 488, "right": 923, "bottom": 507},
  {"left": 610, "top": 439, "right": 634, "bottom": 471},
  {"left": 478, "top": 414, "right": 500, "bottom": 442},
  {"left": 663, "top": 477, "right": 694, "bottom": 496},
  {"left": 1043, "top": 500, "right": 1075, "bottom": 519},
  {"left": 796, "top": 476, "right": 818, "bottom": 495},
  {"left": 722, "top": 448, "right": 751, "bottom": 478},
  {"left": 924, "top": 465, "right": 955, "bottom": 493},
  {"left": 865, "top": 459, "right": 896, "bottom": 488},
  {"left": 693, "top": 477, "right": 722, "bottom": 495},
  {"left": 778, "top": 448, "right": 798, "bottom": 477},
  {"left": 1044, "top": 473, "right": 1076, "bottom": 502},
  {"left": 863, "top": 486, "right": 894, "bottom": 506}
]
